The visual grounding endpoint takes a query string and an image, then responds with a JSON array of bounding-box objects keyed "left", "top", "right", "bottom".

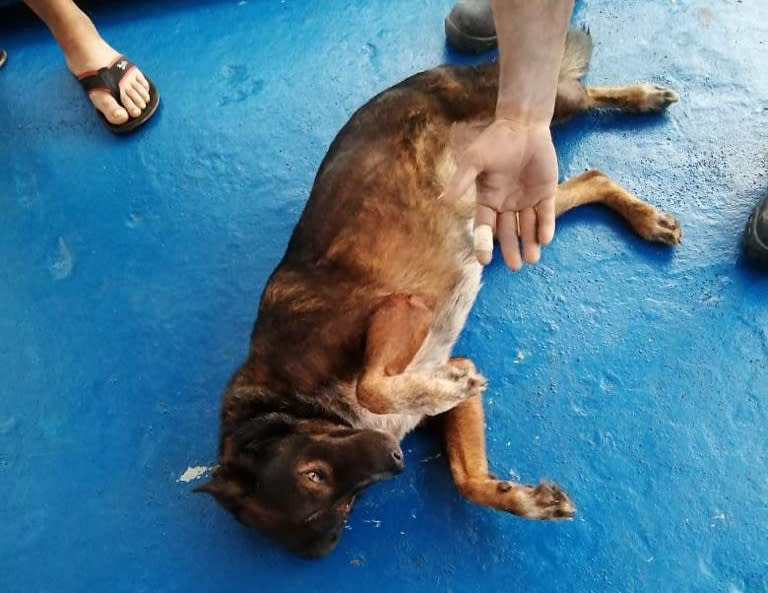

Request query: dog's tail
[{"left": 559, "top": 26, "right": 593, "bottom": 81}]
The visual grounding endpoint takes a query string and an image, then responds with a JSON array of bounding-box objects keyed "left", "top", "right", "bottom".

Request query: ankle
[{"left": 48, "top": 9, "right": 105, "bottom": 66}]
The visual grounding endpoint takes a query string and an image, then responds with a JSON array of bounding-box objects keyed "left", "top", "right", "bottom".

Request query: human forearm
[{"left": 491, "top": 0, "right": 574, "bottom": 123}]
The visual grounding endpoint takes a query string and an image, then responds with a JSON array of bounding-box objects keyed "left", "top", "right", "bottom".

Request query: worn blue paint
[{"left": 1, "top": 1, "right": 766, "bottom": 591}]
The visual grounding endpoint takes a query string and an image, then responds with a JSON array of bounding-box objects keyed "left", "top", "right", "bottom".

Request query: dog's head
[{"left": 196, "top": 413, "right": 404, "bottom": 557}]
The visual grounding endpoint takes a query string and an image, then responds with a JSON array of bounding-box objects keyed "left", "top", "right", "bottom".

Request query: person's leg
[{"left": 24, "top": 0, "right": 150, "bottom": 125}]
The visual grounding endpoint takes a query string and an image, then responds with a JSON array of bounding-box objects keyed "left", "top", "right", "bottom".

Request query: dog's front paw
[
  {"left": 425, "top": 363, "right": 487, "bottom": 415},
  {"left": 443, "top": 362, "right": 487, "bottom": 399}
]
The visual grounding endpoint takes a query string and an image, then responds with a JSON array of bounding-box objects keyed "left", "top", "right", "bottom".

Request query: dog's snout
[{"left": 390, "top": 447, "right": 404, "bottom": 472}]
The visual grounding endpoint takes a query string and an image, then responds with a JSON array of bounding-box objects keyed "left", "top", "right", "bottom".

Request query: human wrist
[{"left": 495, "top": 98, "right": 554, "bottom": 128}]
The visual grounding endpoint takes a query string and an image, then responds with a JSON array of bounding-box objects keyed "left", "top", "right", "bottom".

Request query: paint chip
[{"left": 177, "top": 465, "right": 210, "bottom": 483}]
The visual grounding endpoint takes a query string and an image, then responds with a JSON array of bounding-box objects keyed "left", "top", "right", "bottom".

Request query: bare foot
[
  {"left": 37, "top": 1, "right": 153, "bottom": 127},
  {"left": 66, "top": 36, "right": 151, "bottom": 125}
]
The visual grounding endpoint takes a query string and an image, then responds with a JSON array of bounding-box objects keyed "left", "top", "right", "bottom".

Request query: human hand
[{"left": 442, "top": 118, "right": 558, "bottom": 269}]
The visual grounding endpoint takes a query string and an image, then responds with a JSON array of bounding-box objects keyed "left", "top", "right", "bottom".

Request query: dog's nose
[{"left": 390, "top": 447, "right": 405, "bottom": 472}]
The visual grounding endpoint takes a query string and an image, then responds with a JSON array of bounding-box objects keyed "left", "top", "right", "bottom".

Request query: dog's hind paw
[
  {"left": 633, "top": 206, "right": 683, "bottom": 245},
  {"left": 494, "top": 480, "right": 576, "bottom": 520},
  {"left": 635, "top": 84, "right": 679, "bottom": 112}
]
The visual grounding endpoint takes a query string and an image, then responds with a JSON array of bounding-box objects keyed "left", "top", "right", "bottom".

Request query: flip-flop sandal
[
  {"left": 743, "top": 194, "right": 768, "bottom": 270},
  {"left": 76, "top": 55, "right": 159, "bottom": 134}
]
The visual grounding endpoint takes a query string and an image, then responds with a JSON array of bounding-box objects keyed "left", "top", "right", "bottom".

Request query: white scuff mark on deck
[
  {"left": 50, "top": 237, "right": 74, "bottom": 280},
  {"left": 363, "top": 519, "right": 381, "bottom": 528},
  {"left": 709, "top": 510, "right": 727, "bottom": 528},
  {"left": 177, "top": 465, "right": 211, "bottom": 483}
]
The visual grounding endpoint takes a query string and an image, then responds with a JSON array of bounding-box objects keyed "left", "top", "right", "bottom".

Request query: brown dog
[{"left": 196, "top": 29, "right": 681, "bottom": 558}]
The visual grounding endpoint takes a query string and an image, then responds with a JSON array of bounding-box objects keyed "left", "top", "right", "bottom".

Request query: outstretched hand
[{"left": 442, "top": 118, "right": 558, "bottom": 269}]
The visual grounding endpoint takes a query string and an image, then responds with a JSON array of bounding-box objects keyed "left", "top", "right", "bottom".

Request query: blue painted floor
[{"left": 1, "top": 1, "right": 767, "bottom": 591}]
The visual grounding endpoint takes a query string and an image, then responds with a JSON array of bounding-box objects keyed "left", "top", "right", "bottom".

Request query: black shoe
[
  {"left": 444, "top": 0, "right": 497, "bottom": 54},
  {"left": 744, "top": 194, "right": 768, "bottom": 270}
]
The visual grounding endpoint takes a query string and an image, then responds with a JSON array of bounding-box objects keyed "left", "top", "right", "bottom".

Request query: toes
[
  {"left": 448, "top": 365, "right": 469, "bottom": 380},
  {"left": 89, "top": 90, "right": 129, "bottom": 124},
  {"left": 654, "top": 214, "right": 683, "bottom": 245},
  {"left": 449, "top": 357, "right": 477, "bottom": 373},
  {"left": 637, "top": 84, "right": 679, "bottom": 112},
  {"left": 468, "top": 374, "right": 487, "bottom": 394},
  {"left": 654, "top": 84, "right": 680, "bottom": 104},
  {"left": 125, "top": 86, "right": 146, "bottom": 111},
  {"left": 532, "top": 481, "right": 576, "bottom": 519},
  {"left": 135, "top": 71, "right": 150, "bottom": 91},
  {"left": 119, "top": 86, "right": 142, "bottom": 118},
  {"left": 132, "top": 77, "right": 150, "bottom": 104}
]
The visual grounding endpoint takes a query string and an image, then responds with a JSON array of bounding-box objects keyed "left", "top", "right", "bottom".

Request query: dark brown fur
[{"left": 197, "top": 29, "right": 681, "bottom": 557}]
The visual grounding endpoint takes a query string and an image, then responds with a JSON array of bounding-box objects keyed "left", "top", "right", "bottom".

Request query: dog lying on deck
[{"left": 196, "top": 29, "right": 681, "bottom": 558}]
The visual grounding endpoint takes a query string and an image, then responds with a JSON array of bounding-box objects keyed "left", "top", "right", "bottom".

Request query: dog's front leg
[
  {"left": 356, "top": 294, "right": 486, "bottom": 416},
  {"left": 443, "top": 377, "right": 575, "bottom": 520}
]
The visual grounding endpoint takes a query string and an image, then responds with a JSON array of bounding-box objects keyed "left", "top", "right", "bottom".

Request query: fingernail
[{"left": 437, "top": 192, "right": 444, "bottom": 200}]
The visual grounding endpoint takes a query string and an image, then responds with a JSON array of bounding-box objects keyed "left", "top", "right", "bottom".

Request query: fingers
[
  {"left": 536, "top": 196, "right": 556, "bottom": 246},
  {"left": 519, "top": 207, "right": 540, "bottom": 264},
  {"left": 473, "top": 205, "right": 496, "bottom": 265},
  {"left": 442, "top": 159, "right": 480, "bottom": 202},
  {"left": 480, "top": 200, "right": 554, "bottom": 269},
  {"left": 497, "top": 211, "right": 522, "bottom": 270}
]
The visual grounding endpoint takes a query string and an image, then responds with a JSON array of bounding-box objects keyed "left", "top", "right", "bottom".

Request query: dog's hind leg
[
  {"left": 556, "top": 170, "right": 682, "bottom": 245},
  {"left": 442, "top": 364, "right": 575, "bottom": 520},
  {"left": 586, "top": 85, "right": 679, "bottom": 113},
  {"left": 553, "top": 81, "right": 679, "bottom": 121},
  {"left": 356, "top": 294, "right": 486, "bottom": 416},
  {"left": 547, "top": 27, "right": 679, "bottom": 122}
]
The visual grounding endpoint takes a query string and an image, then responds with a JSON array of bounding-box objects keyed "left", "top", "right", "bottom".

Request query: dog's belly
[
  {"left": 409, "top": 254, "right": 482, "bottom": 370},
  {"left": 342, "top": 254, "right": 483, "bottom": 442}
]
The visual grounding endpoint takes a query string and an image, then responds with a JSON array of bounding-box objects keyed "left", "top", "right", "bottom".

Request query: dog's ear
[
  {"left": 193, "top": 474, "right": 247, "bottom": 516},
  {"left": 231, "top": 413, "right": 298, "bottom": 455},
  {"left": 192, "top": 478, "right": 224, "bottom": 496}
]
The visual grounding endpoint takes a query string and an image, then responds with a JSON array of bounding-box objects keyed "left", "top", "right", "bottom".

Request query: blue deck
[{"left": 1, "top": 1, "right": 766, "bottom": 592}]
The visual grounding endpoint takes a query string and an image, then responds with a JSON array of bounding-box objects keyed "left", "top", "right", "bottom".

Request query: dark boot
[
  {"left": 744, "top": 194, "right": 768, "bottom": 270},
  {"left": 444, "top": 0, "right": 497, "bottom": 54}
]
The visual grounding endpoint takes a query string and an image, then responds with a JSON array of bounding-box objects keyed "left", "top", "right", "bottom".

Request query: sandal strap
[{"left": 77, "top": 56, "right": 135, "bottom": 103}]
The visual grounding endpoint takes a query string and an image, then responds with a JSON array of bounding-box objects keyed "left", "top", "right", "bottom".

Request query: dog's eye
[{"left": 306, "top": 470, "right": 325, "bottom": 483}]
